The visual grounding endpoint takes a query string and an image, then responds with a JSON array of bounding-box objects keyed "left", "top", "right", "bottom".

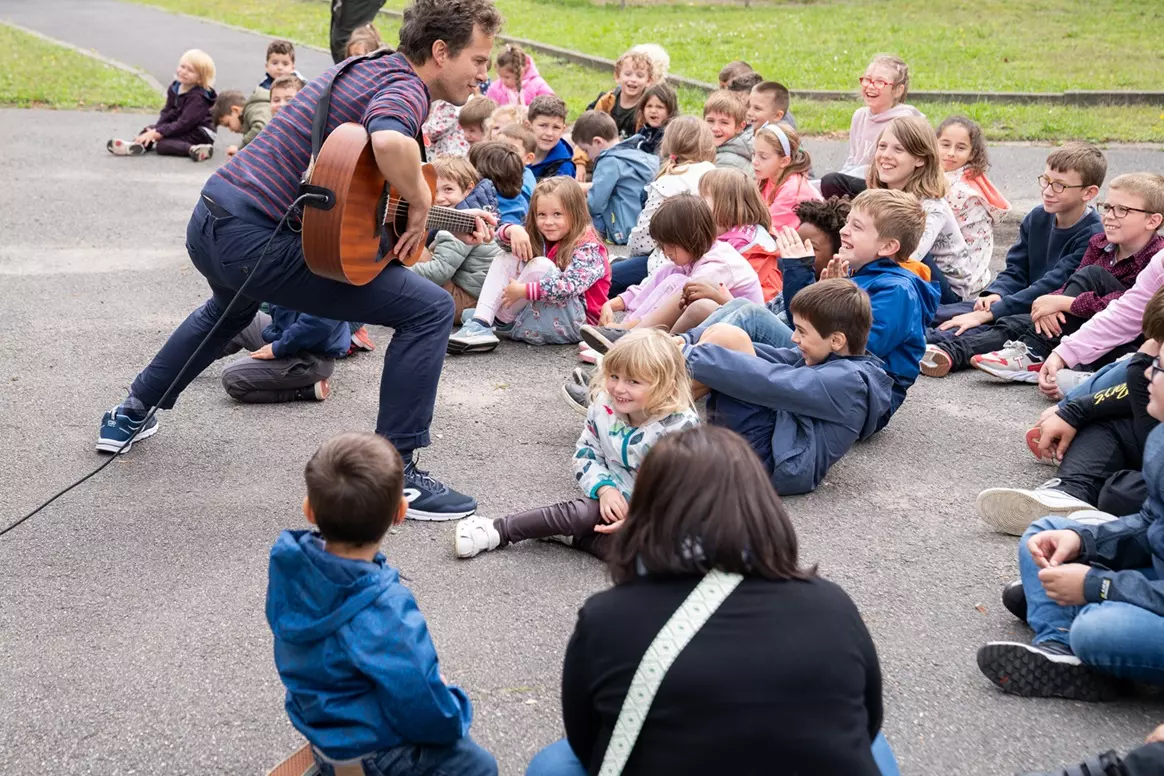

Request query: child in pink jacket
[
  {"left": 485, "top": 45, "right": 554, "bottom": 107},
  {"left": 594, "top": 195, "right": 761, "bottom": 336}
]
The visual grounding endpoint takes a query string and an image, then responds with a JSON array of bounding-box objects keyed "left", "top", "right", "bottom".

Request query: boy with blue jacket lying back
[
  {"left": 266, "top": 433, "right": 497, "bottom": 776},
  {"left": 685, "top": 279, "right": 893, "bottom": 495}
]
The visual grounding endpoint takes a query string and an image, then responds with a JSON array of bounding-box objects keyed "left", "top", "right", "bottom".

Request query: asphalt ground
[{"left": 1, "top": 5, "right": 1164, "bottom": 772}]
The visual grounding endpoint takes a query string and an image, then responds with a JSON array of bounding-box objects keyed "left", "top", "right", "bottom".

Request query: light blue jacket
[{"left": 588, "top": 144, "right": 659, "bottom": 245}]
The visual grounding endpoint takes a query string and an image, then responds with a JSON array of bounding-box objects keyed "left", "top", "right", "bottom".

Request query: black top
[
  {"left": 609, "top": 98, "right": 638, "bottom": 139},
  {"left": 562, "top": 575, "right": 883, "bottom": 776}
]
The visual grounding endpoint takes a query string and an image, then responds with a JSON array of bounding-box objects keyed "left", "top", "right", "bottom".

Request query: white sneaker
[
  {"left": 447, "top": 320, "right": 499, "bottom": 354},
  {"left": 975, "top": 480, "right": 1093, "bottom": 536},
  {"left": 1067, "top": 509, "right": 1120, "bottom": 526},
  {"left": 579, "top": 347, "right": 601, "bottom": 365},
  {"left": 1054, "top": 369, "right": 1095, "bottom": 396},
  {"left": 454, "top": 515, "right": 500, "bottom": 558},
  {"left": 971, "top": 340, "right": 1044, "bottom": 383}
]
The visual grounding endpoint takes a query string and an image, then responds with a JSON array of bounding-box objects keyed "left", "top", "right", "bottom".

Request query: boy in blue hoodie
[
  {"left": 686, "top": 279, "right": 893, "bottom": 495},
  {"left": 680, "top": 189, "right": 938, "bottom": 422},
  {"left": 526, "top": 94, "right": 576, "bottom": 181},
  {"left": 266, "top": 433, "right": 496, "bottom": 775},
  {"left": 218, "top": 307, "right": 352, "bottom": 403},
  {"left": 572, "top": 110, "right": 659, "bottom": 245},
  {"left": 976, "top": 334, "right": 1164, "bottom": 702}
]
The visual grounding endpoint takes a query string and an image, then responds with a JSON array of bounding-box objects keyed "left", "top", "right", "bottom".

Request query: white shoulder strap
[{"left": 597, "top": 569, "right": 744, "bottom": 776}]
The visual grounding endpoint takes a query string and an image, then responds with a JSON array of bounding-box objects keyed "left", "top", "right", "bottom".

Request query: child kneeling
[
  {"left": 687, "top": 279, "right": 893, "bottom": 495},
  {"left": 266, "top": 433, "right": 496, "bottom": 775},
  {"left": 454, "top": 329, "right": 699, "bottom": 559},
  {"left": 447, "top": 177, "right": 610, "bottom": 352}
]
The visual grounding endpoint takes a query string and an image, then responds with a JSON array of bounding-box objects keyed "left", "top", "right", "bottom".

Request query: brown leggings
[{"left": 494, "top": 497, "right": 612, "bottom": 559}]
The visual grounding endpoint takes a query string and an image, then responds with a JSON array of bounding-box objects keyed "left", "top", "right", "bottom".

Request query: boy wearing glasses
[
  {"left": 921, "top": 172, "right": 1164, "bottom": 381},
  {"left": 974, "top": 288, "right": 1164, "bottom": 702},
  {"left": 929, "top": 142, "right": 1105, "bottom": 341}
]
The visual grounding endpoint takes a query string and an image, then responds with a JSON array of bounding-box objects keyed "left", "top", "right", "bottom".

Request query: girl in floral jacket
[
  {"left": 938, "top": 116, "right": 1011, "bottom": 286},
  {"left": 453, "top": 329, "right": 700, "bottom": 559}
]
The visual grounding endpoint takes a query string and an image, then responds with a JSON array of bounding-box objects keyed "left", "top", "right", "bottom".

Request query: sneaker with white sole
[
  {"left": 96, "top": 405, "right": 158, "bottom": 453},
  {"left": 453, "top": 515, "right": 500, "bottom": 558},
  {"left": 976, "top": 640, "right": 1120, "bottom": 701},
  {"left": 920, "top": 344, "right": 954, "bottom": 377},
  {"left": 579, "top": 324, "right": 628, "bottom": 355},
  {"left": 975, "top": 480, "right": 1092, "bottom": 535},
  {"left": 188, "top": 144, "right": 214, "bottom": 162},
  {"left": 561, "top": 382, "right": 590, "bottom": 415},
  {"left": 106, "top": 138, "right": 145, "bottom": 156},
  {"left": 1066, "top": 509, "right": 1119, "bottom": 526},
  {"left": 447, "top": 320, "right": 499, "bottom": 354},
  {"left": 403, "top": 457, "right": 476, "bottom": 521},
  {"left": 350, "top": 326, "right": 375, "bottom": 352},
  {"left": 571, "top": 366, "right": 594, "bottom": 387},
  {"left": 579, "top": 347, "right": 601, "bottom": 365},
  {"left": 971, "top": 340, "right": 1044, "bottom": 383},
  {"left": 1053, "top": 369, "right": 1095, "bottom": 396}
]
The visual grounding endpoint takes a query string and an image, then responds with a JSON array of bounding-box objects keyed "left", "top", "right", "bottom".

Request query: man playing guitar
[{"left": 97, "top": 0, "right": 502, "bottom": 521}]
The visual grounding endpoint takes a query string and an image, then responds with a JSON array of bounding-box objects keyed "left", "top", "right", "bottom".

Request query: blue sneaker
[
  {"left": 96, "top": 405, "right": 158, "bottom": 454},
  {"left": 447, "top": 319, "right": 499, "bottom": 354},
  {"left": 402, "top": 457, "right": 476, "bottom": 521}
]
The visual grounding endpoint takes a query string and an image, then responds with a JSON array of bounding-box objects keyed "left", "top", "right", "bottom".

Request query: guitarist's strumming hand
[
  {"left": 453, "top": 211, "right": 497, "bottom": 247},
  {"left": 393, "top": 186, "right": 432, "bottom": 262}
]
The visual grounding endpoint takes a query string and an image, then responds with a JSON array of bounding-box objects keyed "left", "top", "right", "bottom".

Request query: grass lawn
[
  {"left": 0, "top": 23, "right": 160, "bottom": 110},
  {"left": 131, "top": 0, "right": 1164, "bottom": 141}
]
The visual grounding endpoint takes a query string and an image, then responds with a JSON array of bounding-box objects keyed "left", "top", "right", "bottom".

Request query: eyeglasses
[
  {"left": 858, "top": 77, "right": 895, "bottom": 90},
  {"left": 1099, "top": 202, "right": 1155, "bottom": 219},
  {"left": 1037, "top": 175, "right": 1087, "bottom": 194},
  {"left": 1150, "top": 357, "right": 1164, "bottom": 382}
]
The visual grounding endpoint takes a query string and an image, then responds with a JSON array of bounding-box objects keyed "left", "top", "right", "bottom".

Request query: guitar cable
[{"left": 0, "top": 192, "right": 324, "bottom": 539}]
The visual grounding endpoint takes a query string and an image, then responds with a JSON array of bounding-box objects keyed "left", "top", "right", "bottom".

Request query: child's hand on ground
[
  {"left": 1027, "top": 529, "right": 1082, "bottom": 569},
  {"left": 819, "top": 257, "right": 850, "bottom": 279},
  {"left": 1037, "top": 563, "right": 1090, "bottom": 606},
  {"left": 974, "top": 293, "right": 1002, "bottom": 312},
  {"left": 1145, "top": 723, "right": 1164, "bottom": 745},
  {"left": 773, "top": 226, "right": 814, "bottom": 260},
  {"left": 501, "top": 280, "right": 526, "bottom": 307},
  {"left": 597, "top": 486, "right": 628, "bottom": 524},
  {"left": 593, "top": 519, "right": 624, "bottom": 534},
  {"left": 598, "top": 303, "right": 615, "bottom": 327},
  {"left": 1038, "top": 353, "right": 1068, "bottom": 399},
  {"left": 681, "top": 281, "right": 732, "bottom": 307},
  {"left": 508, "top": 226, "right": 533, "bottom": 260},
  {"left": 938, "top": 309, "right": 993, "bottom": 335},
  {"left": 1037, "top": 412, "right": 1078, "bottom": 461},
  {"left": 226, "top": 145, "right": 239, "bottom": 158},
  {"left": 250, "top": 343, "right": 276, "bottom": 360}
]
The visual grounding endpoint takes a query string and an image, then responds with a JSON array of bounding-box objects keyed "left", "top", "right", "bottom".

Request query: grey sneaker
[
  {"left": 572, "top": 366, "right": 594, "bottom": 387},
  {"left": 580, "top": 325, "right": 629, "bottom": 355},
  {"left": 1053, "top": 369, "right": 1095, "bottom": 397},
  {"left": 561, "top": 381, "right": 590, "bottom": 415},
  {"left": 977, "top": 641, "right": 1120, "bottom": 701},
  {"left": 447, "top": 319, "right": 499, "bottom": 354}
]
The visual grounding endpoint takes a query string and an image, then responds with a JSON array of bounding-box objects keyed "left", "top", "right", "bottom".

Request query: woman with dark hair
[{"left": 526, "top": 425, "right": 899, "bottom": 776}]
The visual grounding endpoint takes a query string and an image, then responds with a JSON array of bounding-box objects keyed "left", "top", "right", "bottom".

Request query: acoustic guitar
[{"left": 301, "top": 122, "right": 480, "bottom": 286}]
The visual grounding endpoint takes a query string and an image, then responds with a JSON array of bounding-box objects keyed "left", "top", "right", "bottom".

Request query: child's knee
[
  {"left": 699, "top": 322, "right": 751, "bottom": 350},
  {"left": 1069, "top": 602, "right": 1153, "bottom": 664},
  {"left": 684, "top": 298, "right": 720, "bottom": 319},
  {"left": 521, "top": 256, "right": 557, "bottom": 279}
]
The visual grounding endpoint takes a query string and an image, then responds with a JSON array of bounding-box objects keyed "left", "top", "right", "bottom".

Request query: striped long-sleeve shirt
[{"left": 203, "top": 53, "right": 430, "bottom": 225}]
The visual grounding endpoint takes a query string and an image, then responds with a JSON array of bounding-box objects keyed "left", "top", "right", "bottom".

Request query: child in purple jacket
[{"left": 107, "top": 49, "right": 218, "bottom": 162}]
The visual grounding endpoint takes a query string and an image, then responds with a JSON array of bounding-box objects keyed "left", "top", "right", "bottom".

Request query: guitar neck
[{"left": 426, "top": 206, "right": 481, "bottom": 234}]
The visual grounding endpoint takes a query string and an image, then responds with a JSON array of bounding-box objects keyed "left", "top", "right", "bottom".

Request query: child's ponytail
[
  {"left": 656, "top": 116, "right": 716, "bottom": 179},
  {"left": 497, "top": 44, "right": 528, "bottom": 78}
]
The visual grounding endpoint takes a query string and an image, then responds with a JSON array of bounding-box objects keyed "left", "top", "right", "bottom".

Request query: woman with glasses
[{"left": 819, "top": 54, "right": 922, "bottom": 200}]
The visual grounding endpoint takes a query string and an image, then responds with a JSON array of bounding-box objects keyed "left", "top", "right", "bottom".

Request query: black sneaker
[
  {"left": 977, "top": 641, "right": 1120, "bottom": 702},
  {"left": 1002, "top": 580, "right": 1027, "bottom": 624},
  {"left": 402, "top": 457, "right": 477, "bottom": 521},
  {"left": 561, "top": 381, "right": 590, "bottom": 416},
  {"left": 1019, "top": 750, "right": 1125, "bottom": 776},
  {"left": 580, "top": 324, "right": 628, "bottom": 355},
  {"left": 571, "top": 366, "right": 594, "bottom": 387}
]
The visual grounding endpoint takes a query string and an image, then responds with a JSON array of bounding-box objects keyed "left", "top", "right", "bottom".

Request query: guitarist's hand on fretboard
[{"left": 452, "top": 209, "right": 498, "bottom": 247}]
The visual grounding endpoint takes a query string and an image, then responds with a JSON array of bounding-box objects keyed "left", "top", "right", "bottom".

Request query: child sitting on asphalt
[
  {"left": 921, "top": 173, "right": 1164, "bottom": 383},
  {"left": 485, "top": 44, "right": 554, "bottom": 107},
  {"left": 454, "top": 329, "right": 699, "bottom": 559},
  {"left": 746, "top": 80, "right": 799, "bottom": 133},
  {"left": 270, "top": 74, "right": 305, "bottom": 115},
  {"left": 932, "top": 142, "right": 1106, "bottom": 339},
  {"left": 585, "top": 195, "right": 761, "bottom": 346},
  {"left": 974, "top": 292, "right": 1164, "bottom": 703},
  {"left": 572, "top": 111, "right": 659, "bottom": 245},
  {"left": 794, "top": 196, "right": 853, "bottom": 282},
  {"left": 213, "top": 90, "right": 267, "bottom": 159},
  {"left": 492, "top": 124, "right": 537, "bottom": 222},
  {"left": 106, "top": 49, "right": 217, "bottom": 162},
  {"left": 424, "top": 100, "right": 470, "bottom": 157},
  {"left": 626, "top": 82, "right": 677, "bottom": 156},
  {"left": 526, "top": 95, "right": 576, "bottom": 180},
  {"left": 752, "top": 122, "right": 821, "bottom": 230},
  {"left": 266, "top": 433, "right": 496, "bottom": 775},
  {"left": 704, "top": 90, "right": 753, "bottom": 178},
  {"left": 585, "top": 48, "right": 655, "bottom": 141},
  {"left": 458, "top": 95, "right": 497, "bottom": 147},
  {"left": 411, "top": 157, "right": 501, "bottom": 324},
  {"left": 937, "top": 116, "right": 1011, "bottom": 283},
  {"left": 686, "top": 279, "right": 893, "bottom": 495}
]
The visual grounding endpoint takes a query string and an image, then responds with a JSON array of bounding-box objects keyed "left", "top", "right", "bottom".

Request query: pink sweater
[
  {"left": 762, "top": 174, "right": 822, "bottom": 230},
  {"left": 484, "top": 56, "right": 555, "bottom": 107},
  {"left": 618, "top": 241, "right": 763, "bottom": 314},
  {"left": 839, "top": 104, "right": 924, "bottom": 178},
  {"left": 1055, "top": 248, "right": 1164, "bottom": 367}
]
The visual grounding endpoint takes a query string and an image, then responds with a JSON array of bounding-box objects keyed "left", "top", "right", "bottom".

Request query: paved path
[{"left": 2, "top": 0, "right": 1162, "bottom": 211}]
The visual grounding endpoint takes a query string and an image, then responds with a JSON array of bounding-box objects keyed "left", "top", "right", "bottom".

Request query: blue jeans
[
  {"left": 1020, "top": 516, "right": 1164, "bottom": 684},
  {"left": 129, "top": 199, "right": 454, "bottom": 455},
  {"left": 685, "top": 298, "right": 795, "bottom": 349},
  {"left": 314, "top": 738, "right": 497, "bottom": 776},
  {"left": 609, "top": 254, "right": 650, "bottom": 298},
  {"left": 526, "top": 733, "right": 900, "bottom": 776}
]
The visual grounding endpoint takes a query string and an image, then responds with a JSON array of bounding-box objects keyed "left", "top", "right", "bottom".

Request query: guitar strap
[{"left": 299, "top": 47, "right": 427, "bottom": 211}]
